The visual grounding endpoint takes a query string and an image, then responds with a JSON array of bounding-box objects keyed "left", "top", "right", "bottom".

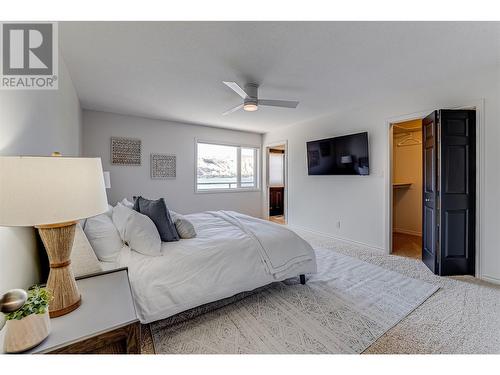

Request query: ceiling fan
[{"left": 222, "top": 81, "right": 299, "bottom": 115}]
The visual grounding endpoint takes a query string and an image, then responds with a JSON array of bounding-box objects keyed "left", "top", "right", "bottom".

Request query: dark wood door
[
  {"left": 269, "top": 187, "right": 284, "bottom": 216},
  {"left": 422, "top": 111, "right": 438, "bottom": 273},
  {"left": 438, "top": 110, "right": 475, "bottom": 275},
  {"left": 422, "top": 109, "right": 476, "bottom": 276}
]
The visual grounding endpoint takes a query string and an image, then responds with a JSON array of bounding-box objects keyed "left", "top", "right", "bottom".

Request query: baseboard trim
[
  {"left": 481, "top": 274, "right": 500, "bottom": 286},
  {"left": 393, "top": 228, "right": 422, "bottom": 237},
  {"left": 290, "top": 225, "right": 385, "bottom": 252},
  {"left": 289, "top": 225, "right": 500, "bottom": 285}
]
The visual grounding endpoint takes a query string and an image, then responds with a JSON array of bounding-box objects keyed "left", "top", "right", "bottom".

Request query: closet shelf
[{"left": 392, "top": 182, "right": 412, "bottom": 189}]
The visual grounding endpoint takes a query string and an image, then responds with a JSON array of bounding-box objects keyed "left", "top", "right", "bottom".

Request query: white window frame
[{"left": 195, "top": 139, "right": 261, "bottom": 194}]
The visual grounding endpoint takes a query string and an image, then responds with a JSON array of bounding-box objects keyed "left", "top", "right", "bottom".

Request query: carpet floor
[
  {"left": 141, "top": 230, "right": 500, "bottom": 354},
  {"left": 149, "top": 248, "right": 437, "bottom": 353}
]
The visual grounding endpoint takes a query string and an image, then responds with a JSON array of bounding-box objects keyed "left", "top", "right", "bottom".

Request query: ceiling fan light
[{"left": 243, "top": 103, "right": 258, "bottom": 112}]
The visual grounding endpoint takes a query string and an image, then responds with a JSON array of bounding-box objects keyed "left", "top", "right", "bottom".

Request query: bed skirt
[{"left": 147, "top": 276, "right": 303, "bottom": 331}]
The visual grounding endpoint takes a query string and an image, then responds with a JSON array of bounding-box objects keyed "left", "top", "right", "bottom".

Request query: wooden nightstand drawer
[{"left": 49, "top": 321, "right": 141, "bottom": 354}]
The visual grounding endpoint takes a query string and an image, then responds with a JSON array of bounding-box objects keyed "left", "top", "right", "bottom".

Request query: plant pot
[{"left": 3, "top": 311, "right": 51, "bottom": 353}]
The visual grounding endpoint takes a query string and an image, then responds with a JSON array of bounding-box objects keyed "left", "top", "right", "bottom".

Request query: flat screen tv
[{"left": 306, "top": 132, "right": 369, "bottom": 175}]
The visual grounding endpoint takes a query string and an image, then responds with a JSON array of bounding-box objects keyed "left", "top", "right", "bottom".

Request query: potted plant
[{"left": 2, "top": 286, "right": 52, "bottom": 353}]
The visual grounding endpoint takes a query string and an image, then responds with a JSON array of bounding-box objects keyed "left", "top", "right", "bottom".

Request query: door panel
[
  {"left": 269, "top": 187, "right": 284, "bottom": 216},
  {"left": 445, "top": 119, "right": 468, "bottom": 136},
  {"left": 422, "top": 111, "right": 437, "bottom": 273},
  {"left": 439, "top": 110, "right": 475, "bottom": 275},
  {"left": 445, "top": 145, "right": 468, "bottom": 194},
  {"left": 425, "top": 148, "right": 435, "bottom": 192},
  {"left": 424, "top": 206, "right": 434, "bottom": 254},
  {"left": 444, "top": 209, "right": 468, "bottom": 258}
]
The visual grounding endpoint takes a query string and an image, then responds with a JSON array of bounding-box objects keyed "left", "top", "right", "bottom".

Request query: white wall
[
  {"left": 392, "top": 128, "right": 422, "bottom": 236},
  {"left": 263, "top": 67, "right": 500, "bottom": 283},
  {"left": 82, "top": 111, "right": 263, "bottom": 217},
  {"left": 0, "top": 58, "right": 82, "bottom": 294}
]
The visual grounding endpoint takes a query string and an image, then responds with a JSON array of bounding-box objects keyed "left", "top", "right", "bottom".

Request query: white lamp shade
[
  {"left": 0, "top": 157, "right": 108, "bottom": 227},
  {"left": 103, "top": 171, "right": 111, "bottom": 189}
]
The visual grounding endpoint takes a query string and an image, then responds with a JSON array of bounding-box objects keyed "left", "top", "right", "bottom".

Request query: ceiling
[{"left": 59, "top": 22, "right": 500, "bottom": 133}]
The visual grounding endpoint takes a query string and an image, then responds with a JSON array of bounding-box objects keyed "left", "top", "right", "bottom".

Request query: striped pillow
[{"left": 170, "top": 211, "right": 197, "bottom": 239}]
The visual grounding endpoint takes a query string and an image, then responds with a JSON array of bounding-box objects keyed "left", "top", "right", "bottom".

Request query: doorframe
[
  {"left": 264, "top": 140, "right": 288, "bottom": 223},
  {"left": 385, "top": 99, "right": 485, "bottom": 278}
]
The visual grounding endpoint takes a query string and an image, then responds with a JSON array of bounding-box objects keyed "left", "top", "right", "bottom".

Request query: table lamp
[{"left": 0, "top": 156, "right": 108, "bottom": 317}]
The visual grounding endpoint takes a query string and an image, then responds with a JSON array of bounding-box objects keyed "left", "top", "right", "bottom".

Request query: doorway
[
  {"left": 388, "top": 109, "right": 478, "bottom": 277},
  {"left": 391, "top": 119, "right": 423, "bottom": 259},
  {"left": 266, "top": 142, "right": 287, "bottom": 225}
]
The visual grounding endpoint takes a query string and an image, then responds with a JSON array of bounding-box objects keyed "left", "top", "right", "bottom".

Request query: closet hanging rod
[
  {"left": 393, "top": 124, "right": 422, "bottom": 133},
  {"left": 397, "top": 135, "right": 422, "bottom": 147}
]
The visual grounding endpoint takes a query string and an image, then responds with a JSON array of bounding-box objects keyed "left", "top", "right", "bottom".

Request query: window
[{"left": 196, "top": 141, "right": 259, "bottom": 192}]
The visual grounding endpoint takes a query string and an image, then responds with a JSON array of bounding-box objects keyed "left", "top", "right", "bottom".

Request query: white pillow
[
  {"left": 105, "top": 204, "right": 114, "bottom": 217},
  {"left": 113, "top": 203, "right": 161, "bottom": 257},
  {"left": 169, "top": 210, "right": 196, "bottom": 239},
  {"left": 112, "top": 203, "right": 132, "bottom": 239},
  {"left": 71, "top": 223, "right": 103, "bottom": 277},
  {"left": 84, "top": 212, "right": 123, "bottom": 262},
  {"left": 120, "top": 198, "right": 134, "bottom": 209},
  {"left": 80, "top": 204, "right": 113, "bottom": 230}
]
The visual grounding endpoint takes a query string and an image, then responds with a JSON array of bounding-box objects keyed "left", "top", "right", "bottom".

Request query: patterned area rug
[{"left": 150, "top": 247, "right": 438, "bottom": 353}]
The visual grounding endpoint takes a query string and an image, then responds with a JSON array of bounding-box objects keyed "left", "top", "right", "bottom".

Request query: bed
[{"left": 115, "top": 211, "right": 317, "bottom": 324}]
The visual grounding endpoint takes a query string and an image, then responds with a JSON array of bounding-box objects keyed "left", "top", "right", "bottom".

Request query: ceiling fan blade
[
  {"left": 258, "top": 99, "right": 299, "bottom": 108},
  {"left": 223, "top": 81, "right": 249, "bottom": 99},
  {"left": 222, "top": 103, "right": 243, "bottom": 116}
]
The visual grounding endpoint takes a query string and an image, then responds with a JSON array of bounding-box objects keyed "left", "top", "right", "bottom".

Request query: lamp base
[
  {"left": 37, "top": 221, "right": 81, "bottom": 318},
  {"left": 48, "top": 296, "right": 81, "bottom": 318}
]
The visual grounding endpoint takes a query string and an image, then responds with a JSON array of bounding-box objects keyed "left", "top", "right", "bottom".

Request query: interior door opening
[
  {"left": 391, "top": 119, "right": 423, "bottom": 259},
  {"left": 389, "top": 109, "right": 477, "bottom": 277},
  {"left": 267, "top": 144, "right": 286, "bottom": 225}
]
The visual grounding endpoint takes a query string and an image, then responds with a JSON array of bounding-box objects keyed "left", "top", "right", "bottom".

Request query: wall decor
[
  {"left": 151, "top": 153, "right": 176, "bottom": 179},
  {"left": 111, "top": 137, "right": 142, "bottom": 166}
]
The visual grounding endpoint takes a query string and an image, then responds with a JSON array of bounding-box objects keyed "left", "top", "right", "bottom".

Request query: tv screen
[{"left": 306, "top": 132, "right": 369, "bottom": 175}]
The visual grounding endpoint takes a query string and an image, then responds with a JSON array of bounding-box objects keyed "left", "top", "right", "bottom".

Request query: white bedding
[
  {"left": 210, "top": 211, "right": 314, "bottom": 279},
  {"left": 118, "top": 211, "right": 317, "bottom": 324}
]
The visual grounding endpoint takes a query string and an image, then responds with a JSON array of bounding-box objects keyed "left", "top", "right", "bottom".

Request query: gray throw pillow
[
  {"left": 133, "top": 197, "right": 179, "bottom": 242},
  {"left": 170, "top": 211, "right": 197, "bottom": 239}
]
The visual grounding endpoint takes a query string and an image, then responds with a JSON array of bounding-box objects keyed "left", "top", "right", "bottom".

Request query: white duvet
[{"left": 117, "top": 211, "right": 317, "bottom": 323}]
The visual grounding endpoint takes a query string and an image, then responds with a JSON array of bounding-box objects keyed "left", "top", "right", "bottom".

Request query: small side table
[{"left": 1, "top": 268, "right": 140, "bottom": 354}]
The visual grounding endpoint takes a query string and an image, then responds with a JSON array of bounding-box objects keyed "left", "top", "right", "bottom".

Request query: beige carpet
[
  {"left": 149, "top": 247, "right": 437, "bottom": 354},
  {"left": 141, "top": 230, "right": 500, "bottom": 354},
  {"left": 298, "top": 230, "right": 500, "bottom": 354}
]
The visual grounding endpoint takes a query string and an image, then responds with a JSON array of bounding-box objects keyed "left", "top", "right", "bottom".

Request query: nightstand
[{"left": 0, "top": 268, "right": 140, "bottom": 354}]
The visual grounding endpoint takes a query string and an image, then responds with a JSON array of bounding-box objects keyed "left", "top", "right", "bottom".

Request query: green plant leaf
[{"left": 5, "top": 285, "right": 52, "bottom": 321}]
